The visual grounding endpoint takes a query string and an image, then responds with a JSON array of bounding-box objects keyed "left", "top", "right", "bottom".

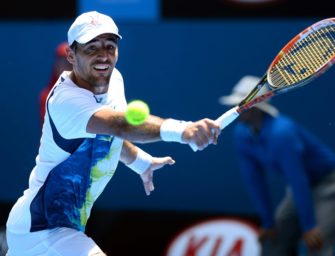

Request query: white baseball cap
[
  {"left": 218, "top": 75, "right": 278, "bottom": 117},
  {"left": 67, "top": 11, "right": 122, "bottom": 46}
]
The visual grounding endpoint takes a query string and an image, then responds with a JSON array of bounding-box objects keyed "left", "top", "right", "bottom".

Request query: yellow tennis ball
[{"left": 125, "top": 100, "right": 150, "bottom": 126}]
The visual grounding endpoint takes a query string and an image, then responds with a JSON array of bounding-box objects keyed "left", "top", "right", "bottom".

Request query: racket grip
[
  {"left": 189, "top": 107, "right": 239, "bottom": 152},
  {"left": 216, "top": 106, "right": 240, "bottom": 130}
]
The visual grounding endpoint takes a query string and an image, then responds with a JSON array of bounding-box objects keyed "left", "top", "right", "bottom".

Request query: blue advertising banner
[{"left": 77, "top": 0, "right": 159, "bottom": 21}]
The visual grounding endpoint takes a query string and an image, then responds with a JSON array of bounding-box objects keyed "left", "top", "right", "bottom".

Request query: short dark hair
[{"left": 70, "top": 41, "right": 78, "bottom": 51}]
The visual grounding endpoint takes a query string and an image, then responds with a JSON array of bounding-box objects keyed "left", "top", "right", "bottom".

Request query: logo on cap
[{"left": 90, "top": 16, "right": 101, "bottom": 27}]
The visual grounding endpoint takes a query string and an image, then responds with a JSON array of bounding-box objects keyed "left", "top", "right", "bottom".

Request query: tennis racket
[{"left": 191, "top": 17, "right": 335, "bottom": 151}]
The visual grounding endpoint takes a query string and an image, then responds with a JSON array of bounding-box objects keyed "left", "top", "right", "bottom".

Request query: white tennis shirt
[{"left": 7, "top": 69, "right": 127, "bottom": 234}]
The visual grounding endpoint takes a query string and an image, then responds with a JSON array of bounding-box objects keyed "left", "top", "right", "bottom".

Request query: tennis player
[
  {"left": 5, "top": 11, "right": 221, "bottom": 256},
  {"left": 219, "top": 75, "right": 335, "bottom": 256}
]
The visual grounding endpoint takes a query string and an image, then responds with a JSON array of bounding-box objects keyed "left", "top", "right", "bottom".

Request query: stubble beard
[{"left": 89, "top": 72, "right": 112, "bottom": 93}]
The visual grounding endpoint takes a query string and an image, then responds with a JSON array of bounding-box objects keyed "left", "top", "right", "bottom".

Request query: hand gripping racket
[{"left": 191, "top": 17, "right": 335, "bottom": 151}]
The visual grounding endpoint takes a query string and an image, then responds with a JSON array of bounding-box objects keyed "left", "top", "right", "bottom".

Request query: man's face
[{"left": 69, "top": 33, "right": 119, "bottom": 89}]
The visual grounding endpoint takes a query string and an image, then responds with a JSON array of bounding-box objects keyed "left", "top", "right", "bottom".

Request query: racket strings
[{"left": 269, "top": 25, "right": 335, "bottom": 88}]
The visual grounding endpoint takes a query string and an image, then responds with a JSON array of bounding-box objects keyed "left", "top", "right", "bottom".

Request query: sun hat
[
  {"left": 67, "top": 11, "right": 122, "bottom": 46},
  {"left": 218, "top": 75, "right": 279, "bottom": 117}
]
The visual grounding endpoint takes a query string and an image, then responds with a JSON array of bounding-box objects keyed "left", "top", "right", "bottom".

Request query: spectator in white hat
[
  {"left": 220, "top": 75, "right": 335, "bottom": 256},
  {"left": 5, "top": 11, "right": 221, "bottom": 256}
]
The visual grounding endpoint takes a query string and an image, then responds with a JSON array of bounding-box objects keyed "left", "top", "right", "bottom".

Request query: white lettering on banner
[{"left": 165, "top": 218, "right": 260, "bottom": 256}]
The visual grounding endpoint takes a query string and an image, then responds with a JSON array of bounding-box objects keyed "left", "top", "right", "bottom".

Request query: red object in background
[{"left": 39, "top": 42, "right": 72, "bottom": 126}]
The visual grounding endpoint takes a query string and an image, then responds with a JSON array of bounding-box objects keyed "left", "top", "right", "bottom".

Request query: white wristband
[
  {"left": 160, "top": 119, "right": 192, "bottom": 143},
  {"left": 126, "top": 148, "right": 153, "bottom": 175}
]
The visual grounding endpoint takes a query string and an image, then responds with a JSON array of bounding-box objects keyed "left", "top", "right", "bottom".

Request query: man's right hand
[
  {"left": 303, "top": 226, "right": 324, "bottom": 251},
  {"left": 182, "top": 118, "right": 221, "bottom": 150}
]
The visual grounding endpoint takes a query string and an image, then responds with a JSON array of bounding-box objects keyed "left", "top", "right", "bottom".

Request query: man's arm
[
  {"left": 87, "top": 108, "right": 221, "bottom": 150},
  {"left": 120, "top": 140, "right": 140, "bottom": 165}
]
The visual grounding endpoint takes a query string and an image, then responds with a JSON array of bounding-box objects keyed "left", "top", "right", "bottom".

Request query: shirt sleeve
[
  {"left": 108, "top": 68, "right": 127, "bottom": 111},
  {"left": 48, "top": 86, "right": 106, "bottom": 139}
]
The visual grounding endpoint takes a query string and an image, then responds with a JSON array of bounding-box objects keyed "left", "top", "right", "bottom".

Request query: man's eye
[
  {"left": 87, "top": 46, "right": 97, "bottom": 51},
  {"left": 107, "top": 45, "right": 115, "bottom": 51}
]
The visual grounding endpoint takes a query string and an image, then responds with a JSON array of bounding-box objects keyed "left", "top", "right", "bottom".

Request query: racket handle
[
  {"left": 216, "top": 106, "right": 240, "bottom": 130},
  {"left": 189, "top": 107, "right": 240, "bottom": 152}
]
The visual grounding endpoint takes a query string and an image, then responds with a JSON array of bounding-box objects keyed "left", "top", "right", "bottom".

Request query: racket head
[{"left": 267, "top": 18, "right": 335, "bottom": 92}]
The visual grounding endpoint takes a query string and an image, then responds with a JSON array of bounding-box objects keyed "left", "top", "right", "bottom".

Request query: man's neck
[{"left": 69, "top": 71, "right": 108, "bottom": 94}]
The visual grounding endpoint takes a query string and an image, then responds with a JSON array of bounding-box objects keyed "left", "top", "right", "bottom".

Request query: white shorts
[{"left": 6, "top": 227, "right": 105, "bottom": 256}]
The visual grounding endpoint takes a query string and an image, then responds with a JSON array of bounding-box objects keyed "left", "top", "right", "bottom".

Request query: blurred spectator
[
  {"left": 219, "top": 75, "right": 335, "bottom": 256},
  {"left": 39, "top": 41, "right": 71, "bottom": 126}
]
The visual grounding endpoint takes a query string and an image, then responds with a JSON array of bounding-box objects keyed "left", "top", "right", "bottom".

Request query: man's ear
[{"left": 66, "top": 47, "right": 75, "bottom": 65}]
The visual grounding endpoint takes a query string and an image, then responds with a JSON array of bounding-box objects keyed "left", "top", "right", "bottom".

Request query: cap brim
[
  {"left": 254, "top": 102, "right": 279, "bottom": 117},
  {"left": 218, "top": 95, "right": 243, "bottom": 106},
  {"left": 75, "top": 28, "right": 122, "bottom": 44}
]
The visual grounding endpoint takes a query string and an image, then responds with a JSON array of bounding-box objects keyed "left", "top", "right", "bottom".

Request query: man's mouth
[{"left": 93, "top": 64, "right": 110, "bottom": 71}]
